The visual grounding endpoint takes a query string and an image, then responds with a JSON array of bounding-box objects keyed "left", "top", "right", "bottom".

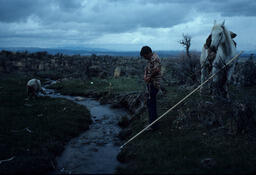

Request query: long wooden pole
[{"left": 120, "top": 51, "right": 243, "bottom": 149}]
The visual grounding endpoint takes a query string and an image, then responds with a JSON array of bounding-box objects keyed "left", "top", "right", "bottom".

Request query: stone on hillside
[
  {"left": 74, "top": 96, "right": 85, "bottom": 101},
  {"left": 118, "top": 128, "right": 132, "bottom": 140},
  {"left": 200, "top": 158, "right": 216, "bottom": 168},
  {"left": 98, "top": 71, "right": 108, "bottom": 78},
  {"left": 232, "top": 102, "right": 254, "bottom": 134},
  {"left": 114, "top": 66, "right": 121, "bottom": 78},
  {"left": 24, "top": 103, "right": 33, "bottom": 107},
  {"left": 88, "top": 65, "right": 102, "bottom": 77},
  {"left": 118, "top": 115, "right": 130, "bottom": 128},
  {"left": 88, "top": 65, "right": 107, "bottom": 78}
]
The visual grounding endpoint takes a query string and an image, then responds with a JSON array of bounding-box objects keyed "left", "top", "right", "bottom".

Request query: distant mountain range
[
  {"left": 0, "top": 47, "right": 182, "bottom": 57},
  {"left": 0, "top": 47, "right": 255, "bottom": 58}
]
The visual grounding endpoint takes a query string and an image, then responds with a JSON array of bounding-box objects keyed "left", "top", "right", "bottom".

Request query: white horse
[{"left": 200, "top": 21, "right": 237, "bottom": 99}]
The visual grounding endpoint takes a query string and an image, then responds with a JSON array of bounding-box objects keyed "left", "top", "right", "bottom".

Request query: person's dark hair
[{"left": 140, "top": 46, "right": 152, "bottom": 57}]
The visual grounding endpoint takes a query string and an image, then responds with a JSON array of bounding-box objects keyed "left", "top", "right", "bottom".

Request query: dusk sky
[{"left": 0, "top": 0, "right": 255, "bottom": 51}]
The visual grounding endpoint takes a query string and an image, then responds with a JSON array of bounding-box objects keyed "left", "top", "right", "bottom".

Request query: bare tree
[
  {"left": 179, "top": 34, "right": 191, "bottom": 58},
  {"left": 176, "top": 34, "right": 200, "bottom": 85}
]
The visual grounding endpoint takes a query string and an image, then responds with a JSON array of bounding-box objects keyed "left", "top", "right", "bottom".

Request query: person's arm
[
  {"left": 144, "top": 67, "right": 147, "bottom": 79},
  {"left": 40, "top": 88, "right": 46, "bottom": 94},
  {"left": 150, "top": 60, "right": 161, "bottom": 77},
  {"left": 36, "top": 80, "right": 46, "bottom": 95},
  {"left": 144, "top": 67, "right": 151, "bottom": 83}
]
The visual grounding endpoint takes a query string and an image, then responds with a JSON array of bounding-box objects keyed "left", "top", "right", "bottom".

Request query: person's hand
[{"left": 144, "top": 76, "right": 151, "bottom": 83}]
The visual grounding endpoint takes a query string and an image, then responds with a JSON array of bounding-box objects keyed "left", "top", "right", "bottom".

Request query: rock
[
  {"left": 98, "top": 71, "right": 108, "bottom": 78},
  {"left": 37, "top": 113, "right": 43, "bottom": 117},
  {"left": 74, "top": 96, "right": 85, "bottom": 101},
  {"left": 24, "top": 103, "right": 33, "bottom": 107},
  {"left": 205, "top": 101, "right": 213, "bottom": 105},
  {"left": 110, "top": 103, "right": 122, "bottom": 109},
  {"left": 232, "top": 102, "right": 254, "bottom": 134},
  {"left": 99, "top": 96, "right": 108, "bottom": 104},
  {"left": 200, "top": 158, "right": 216, "bottom": 168},
  {"left": 114, "top": 66, "right": 121, "bottom": 78},
  {"left": 90, "top": 148, "right": 98, "bottom": 152},
  {"left": 118, "top": 129, "right": 132, "bottom": 140},
  {"left": 117, "top": 151, "right": 126, "bottom": 163},
  {"left": 118, "top": 115, "right": 130, "bottom": 128},
  {"left": 117, "top": 150, "right": 136, "bottom": 163},
  {"left": 95, "top": 141, "right": 106, "bottom": 146},
  {"left": 88, "top": 65, "right": 102, "bottom": 77},
  {"left": 82, "top": 141, "right": 90, "bottom": 145}
]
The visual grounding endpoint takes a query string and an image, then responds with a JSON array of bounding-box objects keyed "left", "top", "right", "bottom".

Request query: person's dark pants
[{"left": 147, "top": 83, "right": 159, "bottom": 130}]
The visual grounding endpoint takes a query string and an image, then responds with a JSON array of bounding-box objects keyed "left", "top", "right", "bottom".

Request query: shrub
[{"left": 174, "top": 52, "right": 201, "bottom": 85}]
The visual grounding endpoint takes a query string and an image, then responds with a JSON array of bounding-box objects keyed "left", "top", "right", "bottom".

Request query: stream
[{"left": 43, "top": 81, "right": 127, "bottom": 174}]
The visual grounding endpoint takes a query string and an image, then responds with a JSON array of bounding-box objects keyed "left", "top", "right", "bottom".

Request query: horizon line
[{"left": 0, "top": 46, "right": 254, "bottom": 53}]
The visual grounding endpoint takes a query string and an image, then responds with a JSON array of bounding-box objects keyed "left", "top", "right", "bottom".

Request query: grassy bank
[
  {"left": 48, "top": 76, "right": 144, "bottom": 97},
  {"left": 0, "top": 73, "right": 92, "bottom": 174},
  {"left": 117, "top": 85, "right": 256, "bottom": 174}
]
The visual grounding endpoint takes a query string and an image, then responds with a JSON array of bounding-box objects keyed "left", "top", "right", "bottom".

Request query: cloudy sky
[{"left": 0, "top": 0, "right": 255, "bottom": 51}]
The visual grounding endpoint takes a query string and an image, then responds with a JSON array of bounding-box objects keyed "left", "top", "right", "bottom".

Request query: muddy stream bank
[{"left": 43, "top": 81, "right": 127, "bottom": 174}]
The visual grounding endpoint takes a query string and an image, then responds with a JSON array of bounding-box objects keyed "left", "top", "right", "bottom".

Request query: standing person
[{"left": 140, "top": 46, "right": 162, "bottom": 131}]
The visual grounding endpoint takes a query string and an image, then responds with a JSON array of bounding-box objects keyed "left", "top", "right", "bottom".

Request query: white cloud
[{"left": 0, "top": 0, "right": 255, "bottom": 51}]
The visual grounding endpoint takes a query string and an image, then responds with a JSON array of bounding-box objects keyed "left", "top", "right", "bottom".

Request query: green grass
[
  {"left": 36, "top": 70, "right": 63, "bottom": 80},
  {"left": 117, "top": 84, "right": 256, "bottom": 174},
  {"left": 0, "top": 73, "right": 92, "bottom": 174},
  {"left": 48, "top": 77, "right": 144, "bottom": 96},
  {"left": 1, "top": 73, "right": 256, "bottom": 174}
]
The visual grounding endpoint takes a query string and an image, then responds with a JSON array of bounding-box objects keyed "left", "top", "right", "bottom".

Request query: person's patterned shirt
[{"left": 144, "top": 53, "right": 162, "bottom": 89}]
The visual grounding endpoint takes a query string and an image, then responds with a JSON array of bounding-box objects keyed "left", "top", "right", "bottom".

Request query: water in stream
[{"left": 43, "top": 84, "right": 127, "bottom": 174}]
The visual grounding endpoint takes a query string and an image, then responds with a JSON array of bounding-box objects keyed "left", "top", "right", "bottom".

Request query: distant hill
[
  {"left": 0, "top": 47, "right": 111, "bottom": 56},
  {"left": 241, "top": 50, "right": 256, "bottom": 57},
  {"left": 0, "top": 47, "right": 182, "bottom": 57},
  {"left": 0, "top": 47, "right": 255, "bottom": 58}
]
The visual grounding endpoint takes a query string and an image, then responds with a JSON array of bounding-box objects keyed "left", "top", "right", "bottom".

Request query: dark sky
[{"left": 0, "top": 0, "right": 255, "bottom": 51}]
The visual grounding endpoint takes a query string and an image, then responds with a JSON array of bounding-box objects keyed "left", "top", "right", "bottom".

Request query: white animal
[
  {"left": 200, "top": 20, "right": 237, "bottom": 99},
  {"left": 200, "top": 42, "right": 211, "bottom": 94},
  {"left": 27, "top": 78, "right": 45, "bottom": 98}
]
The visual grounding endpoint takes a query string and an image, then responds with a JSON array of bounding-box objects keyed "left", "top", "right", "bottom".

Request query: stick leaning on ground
[{"left": 120, "top": 51, "right": 243, "bottom": 150}]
